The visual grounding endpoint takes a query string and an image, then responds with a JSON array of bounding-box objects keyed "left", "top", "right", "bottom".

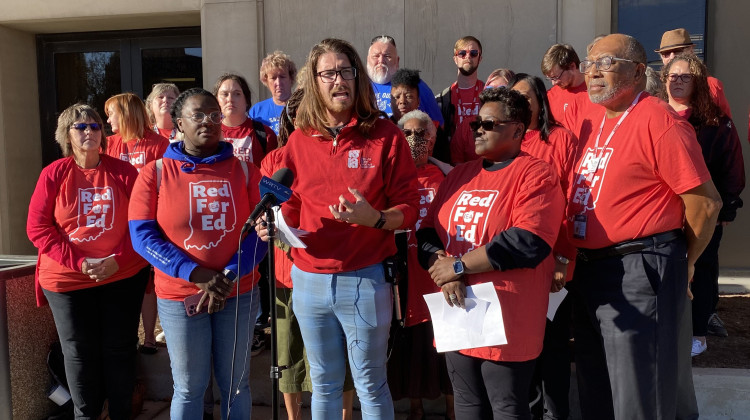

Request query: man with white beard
[{"left": 367, "top": 35, "right": 443, "bottom": 127}]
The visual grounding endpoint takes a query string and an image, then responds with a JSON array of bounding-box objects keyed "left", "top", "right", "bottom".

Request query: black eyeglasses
[
  {"left": 403, "top": 128, "right": 426, "bottom": 137},
  {"left": 546, "top": 68, "right": 567, "bottom": 82},
  {"left": 71, "top": 123, "right": 102, "bottom": 131},
  {"left": 455, "top": 49, "right": 480, "bottom": 59},
  {"left": 317, "top": 67, "right": 357, "bottom": 83},
  {"left": 469, "top": 118, "right": 518, "bottom": 132},
  {"left": 371, "top": 35, "right": 396, "bottom": 46},
  {"left": 579, "top": 56, "right": 636, "bottom": 73},
  {"left": 183, "top": 112, "right": 223, "bottom": 124},
  {"left": 667, "top": 73, "right": 693, "bottom": 83}
]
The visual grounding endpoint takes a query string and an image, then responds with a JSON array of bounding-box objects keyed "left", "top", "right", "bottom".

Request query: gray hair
[{"left": 398, "top": 110, "right": 436, "bottom": 138}]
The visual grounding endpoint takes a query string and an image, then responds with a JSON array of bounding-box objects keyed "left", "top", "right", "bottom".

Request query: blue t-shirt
[
  {"left": 370, "top": 80, "right": 444, "bottom": 127},
  {"left": 248, "top": 98, "right": 285, "bottom": 135}
]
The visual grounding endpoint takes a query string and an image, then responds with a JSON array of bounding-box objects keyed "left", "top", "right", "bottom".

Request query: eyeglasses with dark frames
[
  {"left": 667, "top": 73, "right": 693, "bottom": 83},
  {"left": 71, "top": 123, "right": 102, "bottom": 131},
  {"left": 579, "top": 56, "right": 636, "bottom": 73},
  {"left": 403, "top": 128, "right": 426, "bottom": 137},
  {"left": 183, "top": 111, "right": 223, "bottom": 124},
  {"left": 317, "top": 67, "right": 357, "bottom": 83},
  {"left": 546, "top": 68, "right": 567, "bottom": 82},
  {"left": 455, "top": 49, "right": 480, "bottom": 59},
  {"left": 469, "top": 118, "right": 518, "bottom": 132}
]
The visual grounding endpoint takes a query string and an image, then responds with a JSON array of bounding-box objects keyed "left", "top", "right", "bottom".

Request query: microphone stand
[{"left": 264, "top": 206, "right": 286, "bottom": 420}]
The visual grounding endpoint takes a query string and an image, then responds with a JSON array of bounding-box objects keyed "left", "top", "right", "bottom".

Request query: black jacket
[{"left": 691, "top": 114, "right": 745, "bottom": 222}]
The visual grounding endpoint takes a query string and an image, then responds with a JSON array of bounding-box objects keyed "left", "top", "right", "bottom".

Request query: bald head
[{"left": 586, "top": 34, "right": 647, "bottom": 113}]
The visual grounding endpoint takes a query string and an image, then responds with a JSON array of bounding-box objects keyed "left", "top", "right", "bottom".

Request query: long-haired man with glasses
[
  {"left": 436, "top": 36, "right": 485, "bottom": 139},
  {"left": 568, "top": 34, "right": 722, "bottom": 420},
  {"left": 260, "top": 38, "right": 420, "bottom": 420},
  {"left": 541, "top": 43, "right": 597, "bottom": 131}
]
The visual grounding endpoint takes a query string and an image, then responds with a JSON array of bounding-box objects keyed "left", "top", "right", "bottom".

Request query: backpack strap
[
  {"left": 251, "top": 119, "right": 268, "bottom": 153},
  {"left": 155, "top": 159, "right": 163, "bottom": 192},
  {"left": 239, "top": 160, "right": 249, "bottom": 186}
]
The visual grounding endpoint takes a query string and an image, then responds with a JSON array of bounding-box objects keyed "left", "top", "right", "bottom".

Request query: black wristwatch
[
  {"left": 222, "top": 268, "right": 237, "bottom": 282},
  {"left": 452, "top": 256, "right": 465, "bottom": 276},
  {"left": 373, "top": 211, "right": 386, "bottom": 229}
]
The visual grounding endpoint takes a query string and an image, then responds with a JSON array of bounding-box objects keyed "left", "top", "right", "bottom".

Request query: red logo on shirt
[
  {"left": 445, "top": 190, "right": 498, "bottom": 251},
  {"left": 69, "top": 187, "right": 115, "bottom": 242},
  {"left": 120, "top": 152, "right": 146, "bottom": 169},
  {"left": 184, "top": 181, "right": 237, "bottom": 250},
  {"left": 224, "top": 138, "right": 253, "bottom": 163},
  {"left": 571, "top": 147, "right": 613, "bottom": 211}
]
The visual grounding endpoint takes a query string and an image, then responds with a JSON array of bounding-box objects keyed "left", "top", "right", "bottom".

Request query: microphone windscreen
[{"left": 271, "top": 167, "right": 295, "bottom": 188}]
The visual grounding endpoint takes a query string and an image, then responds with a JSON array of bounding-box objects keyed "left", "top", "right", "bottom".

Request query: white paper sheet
[
  {"left": 547, "top": 288, "right": 568, "bottom": 321},
  {"left": 84, "top": 254, "right": 115, "bottom": 264},
  {"left": 273, "top": 206, "right": 308, "bottom": 248},
  {"left": 424, "top": 282, "right": 507, "bottom": 352}
]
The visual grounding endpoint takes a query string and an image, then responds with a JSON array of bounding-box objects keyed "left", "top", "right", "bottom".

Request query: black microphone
[{"left": 242, "top": 168, "right": 294, "bottom": 232}]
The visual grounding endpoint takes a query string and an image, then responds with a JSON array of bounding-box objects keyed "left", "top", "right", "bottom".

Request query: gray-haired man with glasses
[{"left": 566, "top": 33, "right": 722, "bottom": 420}]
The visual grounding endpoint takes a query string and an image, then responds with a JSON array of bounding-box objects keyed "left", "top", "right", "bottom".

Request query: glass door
[{"left": 37, "top": 27, "right": 201, "bottom": 165}]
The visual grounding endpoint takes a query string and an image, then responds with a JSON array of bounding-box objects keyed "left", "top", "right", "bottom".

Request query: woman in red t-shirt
[
  {"left": 418, "top": 88, "right": 563, "bottom": 419},
  {"left": 27, "top": 103, "right": 149, "bottom": 419},
  {"left": 510, "top": 73, "right": 578, "bottom": 420},
  {"left": 146, "top": 83, "right": 180, "bottom": 142},
  {"left": 105, "top": 92, "right": 169, "bottom": 355}
]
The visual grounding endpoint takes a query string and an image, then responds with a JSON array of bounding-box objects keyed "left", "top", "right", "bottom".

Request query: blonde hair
[
  {"left": 145, "top": 83, "right": 179, "bottom": 124},
  {"left": 296, "top": 38, "right": 380, "bottom": 138},
  {"left": 55, "top": 103, "right": 106, "bottom": 157},
  {"left": 104, "top": 93, "right": 149, "bottom": 142},
  {"left": 260, "top": 51, "right": 298, "bottom": 86}
]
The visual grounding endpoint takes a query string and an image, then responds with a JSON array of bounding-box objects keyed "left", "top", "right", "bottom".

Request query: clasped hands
[
  {"left": 190, "top": 267, "right": 234, "bottom": 314},
  {"left": 429, "top": 252, "right": 466, "bottom": 309}
]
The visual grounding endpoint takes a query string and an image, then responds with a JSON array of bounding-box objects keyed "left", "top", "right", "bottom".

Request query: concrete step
[{"left": 136, "top": 339, "right": 750, "bottom": 419}]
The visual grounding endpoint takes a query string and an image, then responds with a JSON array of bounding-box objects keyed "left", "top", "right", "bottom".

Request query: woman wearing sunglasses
[
  {"left": 27, "top": 103, "right": 150, "bottom": 419},
  {"left": 104, "top": 92, "right": 169, "bottom": 172},
  {"left": 418, "top": 88, "right": 564, "bottom": 419},
  {"left": 662, "top": 53, "right": 745, "bottom": 357},
  {"left": 389, "top": 109, "right": 456, "bottom": 420}
]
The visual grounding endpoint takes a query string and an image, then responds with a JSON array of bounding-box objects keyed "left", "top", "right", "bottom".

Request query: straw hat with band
[{"left": 655, "top": 28, "right": 695, "bottom": 53}]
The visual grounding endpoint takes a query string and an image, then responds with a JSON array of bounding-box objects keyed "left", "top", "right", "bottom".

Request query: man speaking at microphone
[{"left": 257, "top": 38, "right": 420, "bottom": 420}]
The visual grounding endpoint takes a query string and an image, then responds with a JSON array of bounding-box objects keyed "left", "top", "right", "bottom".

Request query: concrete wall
[
  {"left": 0, "top": 26, "right": 42, "bottom": 255},
  {"left": 707, "top": 1, "right": 750, "bottom": 269}
]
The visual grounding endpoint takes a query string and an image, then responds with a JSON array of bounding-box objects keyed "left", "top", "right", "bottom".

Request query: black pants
[
  {"left": 572, "top": 236, "right": 690, "bottom": 420},
  {"left": 446, "top": 351, "right": 536, "bottom": 420},
  {"left": 529, "top": 282, "right": 572, "bottom": 420},
  {"left": 691, "top": 225, "right": 723, "bottom": 336},
  {"left": 43, "top": 267, "right": 149, "bottom": 420}
]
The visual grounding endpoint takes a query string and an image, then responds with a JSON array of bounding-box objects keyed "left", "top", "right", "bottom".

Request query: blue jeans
[
  {"left": 158, "top": 287, "right": 260, "bottom": 420},
  {"left": 292, "top": 263, "right": 394, "bottom": 420}
]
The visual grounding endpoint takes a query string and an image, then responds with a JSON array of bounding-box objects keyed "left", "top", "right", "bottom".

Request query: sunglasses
[
  {"left": 71, "top": 123, "right": 102, "bottom": 131},
  {"left": 659, "top": 48, "right": 686, "bottom": 58},
  {"left": 403, "top": 128, "right": 426, "bottom": 137},
  {"left": 469, "top": 118, "right": 517, "bottom": 132},
  {"left": 455, "top": 49, "right": 480, "bottom": 59}
]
